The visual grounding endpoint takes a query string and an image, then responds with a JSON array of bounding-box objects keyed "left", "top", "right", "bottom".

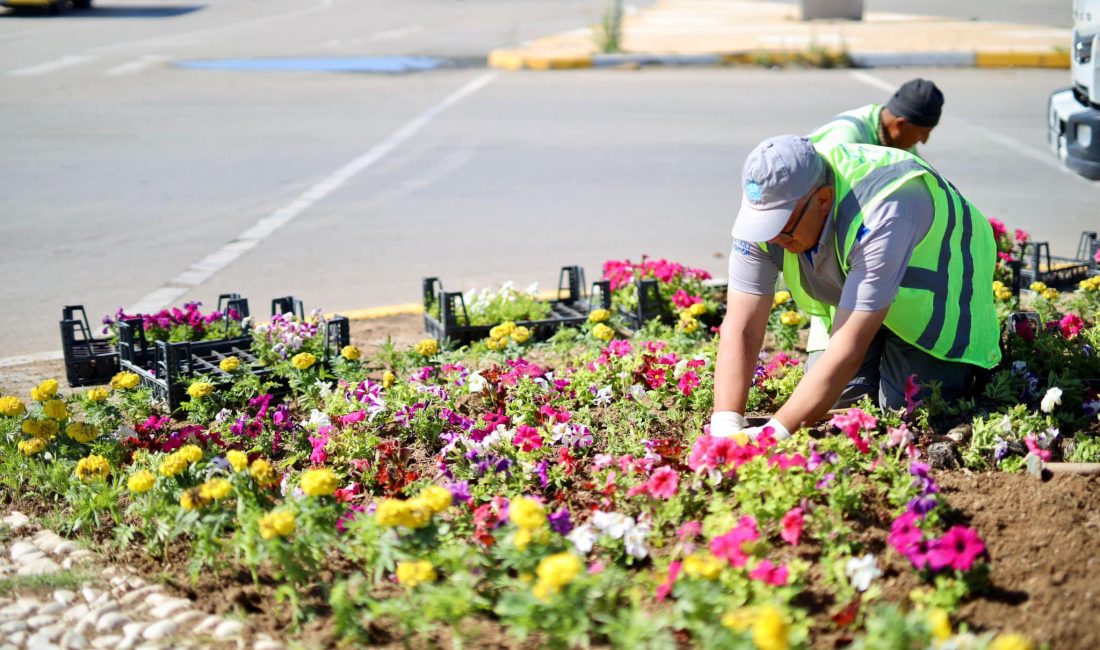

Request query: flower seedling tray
[
  {"left": 59, "top": 293, "right": 248, "bottom": 388},
  {"left": 422, "top": 266, "right": 610, "bottom": 345},
  {"left": 607, "top": 278, "right": 727, "bottom": 331},
  {"left": 1018, "top": 232, "right": 1097, "bottom": 289}
]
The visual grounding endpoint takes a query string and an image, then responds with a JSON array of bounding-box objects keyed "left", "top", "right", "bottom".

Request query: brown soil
[{"left": 936, "top": 470, "right": 1100, "bottom": 648}]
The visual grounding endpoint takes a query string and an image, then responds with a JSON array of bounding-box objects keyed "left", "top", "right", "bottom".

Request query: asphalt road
[{"left": 0, "top": 0, "right": 1090, "bottom": 358}]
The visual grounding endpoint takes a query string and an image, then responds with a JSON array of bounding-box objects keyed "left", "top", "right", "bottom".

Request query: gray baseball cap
[{"left": 732, "top": 135, "right": 825, "bottom": 242}]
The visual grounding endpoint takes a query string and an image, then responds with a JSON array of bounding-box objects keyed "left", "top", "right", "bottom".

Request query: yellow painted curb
[
  {"left": 975, "top": 50, "right": 1070, "bottom": 69},
  {"left": 487, "top": 48, "right": 593, "bottom": 70}
]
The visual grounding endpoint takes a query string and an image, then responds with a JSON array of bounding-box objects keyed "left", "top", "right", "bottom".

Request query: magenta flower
[
  {"left": 1059, "top": 313, "right": 1085, "bottom": 339},
  {"left": 677, "top": 521, "right": 702, "bottom": 541},
  {"left": 769, "top": 453, "right": 808, "bottom": 471},
  {"left": 926, "top": 526, "right": 986, "bottom": 572},
  {"left": 887, "top": 424, "right": 913, "bottom": 448},
  {"left": 607, "top": 339, "right": 633, "bottom": 357},
  {"left": 655, "top": 560, "right": 681, "bottom": 602},
  {"left": 677, "top": 371, "right": 700, "bottom": 396},
  {"left": 988, "top": 216, "right": 1007, "bottom": 239},
  {"left": 710, "top": 516, "right": 759, "bottom": 568},
  {"left": 829, "top": 407, "right": 878, "bottom": 454},
  {"left": 904, "top": 374, "right": 923, "bottom": 418},
  {"left": 671, "top": 289, "right": 702, "bottom": 309},
  {"left": 749, "top": 560, "right": 789, "bottom": 586},
  {"left": 1014, "top": 228, "right": 1030, "bottom": 245},
  {"left": 1024, "top": 434, "right": 1051, "bottom": 462},
  {"left": 645, "top": 467, "right": 680, "bottom": 500},
  {"left": 512, "top": 425, "right": 544, "bottom": 452},
  {"left": 780, "top": 507, "right": 804, "bottom": 546},
  {"left": 888, "top": 511, "right": 923, "bottom": 556}
]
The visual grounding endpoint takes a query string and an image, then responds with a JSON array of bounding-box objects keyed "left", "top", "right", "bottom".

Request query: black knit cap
[{"left": 885, "top": 79, "right": 944, "bottom": 128}]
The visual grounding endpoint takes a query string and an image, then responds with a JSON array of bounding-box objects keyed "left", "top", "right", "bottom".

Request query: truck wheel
[
  {"left": 49, "top": 0, "right": 68, "bottom": 13},
  {"left": 72, "top": 0, "right": 91, "bottom": 9}
]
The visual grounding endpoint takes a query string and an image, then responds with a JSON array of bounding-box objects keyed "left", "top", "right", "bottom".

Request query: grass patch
[{"left": 0, "top": 569, "right": 90, "bottom": 593}]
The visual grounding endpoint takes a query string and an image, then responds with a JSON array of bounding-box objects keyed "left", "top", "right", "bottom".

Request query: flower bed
[{"left": 2, "top": 256, "right": 1098, "bottom": 648}]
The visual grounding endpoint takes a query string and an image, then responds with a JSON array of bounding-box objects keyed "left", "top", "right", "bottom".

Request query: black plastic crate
[
  {"left": 606, "top": 278, "right": 727, "bottom": 331},
  {"left": 422, "top": 266, "right": 610, "bottom": 345},
  {"left": 120, "top": 310, "right": 350, "bottom": 412},
  {"left": 1018, "top": 232, "right": 1097, "bottom": 289}
]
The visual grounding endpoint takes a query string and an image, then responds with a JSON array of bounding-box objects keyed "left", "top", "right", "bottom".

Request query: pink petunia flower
[
  {"left": 749, "top": 560, "right": 789, "bottom": 586},
  {"left": 904, "top": 374, "right": 923, "bottom": 418},
  {"left": 888, "top": 511, "right": 923, "bottom": 556},
  {"left": 655, "top": 560, "right": 681, "bottom": 602},
  {"left": 710, "top": 516, "right": 759, "bottom": 568},
  {"left": 780, "top": 508, "right": 804, "bottom": 546},
  {"left": 677, "top": 371, "right": 700, "bottom": 396},
  {"left": 1059, "top": 313, "right": 1085, "bottom": 339},
  {"left": 645, "top": 467, "right": 680, "bottom": 500},
  {"left": 512, "top": 425, "right": 544, "bottom": 452},
  {"left": 829, "top": 407, "right": 878, "bottom": 454},
  {"left": 671, "top": 289, "right": 702, "bottom": 309},
  {"left": 1024, "top": 434, "right": 1051, "bottom": 462},
  {"left": 988, "top": 217, "right": 1007, "bottom": 239},
  {"left": 1014, "top": 228, "right": 1030, "bottom": 245},
  {"left": 926, "top": 526, "right": 986, "bottom": 572}
]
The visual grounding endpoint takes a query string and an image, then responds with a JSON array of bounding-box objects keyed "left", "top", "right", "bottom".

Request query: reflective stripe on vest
[
  {"left": 771, "top": 143, "right": 1001, "bottom": 368},
  {"left": 809, "top": 104, "right": 882, "bottom": 146}
]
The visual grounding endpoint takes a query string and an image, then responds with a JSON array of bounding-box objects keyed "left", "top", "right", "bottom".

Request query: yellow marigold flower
[
  {"left": 375, "top": 499, "right": 408, "bottom": 528},
  {"left": 928, "top": 608, "right": 951, "bottom": 641},
  {"left": 187, "top": 382, "right": 214, "bottom": 400},
  {"left": 682, "top": 553, "right": 723, "bottom": 580},
  {"left": 678, "top": 315, "right": 699, "bottom": 334},
  {"left": 18, "top": 438, "right": 47, "bottom": 456},
  {"left": 721, "top": 608, "right": 755, "bottom": 633},
  {"left": 259, "top": 510, "right": 296, "bottom": 540},
  {"left": 249, "top": 458, "right": 278, "bottom": 486},
  {"left": 1041, "top": 288, "right": 1059, "bottom": 301},
  {"left": 1029, "top": 281, "right": 1047, "bottom": 292},
  {"left": 592, "top": 323, "right": 614, "bottom": 341},
  {"left": 780, "top": 311, "right": 804, "bottom": 327},
  {"left": 180, "top": 488, "right": 210, "bottom": 511},
  {"left": 340, "top": 345, "right": 361, "bottom": 361},
  {"left": 535, "top": 552, "right": 582, "bottom": 592},
  {"left": 486, "top": 337, "right": 505, "bottom": 351},
  {"left": 532, "top": 580, "right": 553, "bottom": 603},
  {"left": 515, "top": 528, "right": 533, "bottom": 550},
  {"left": 300, "top": 468, "right": 339, "bottom": 497},
  {"left": 127, "top": 470, "right": 156, "bottom": 493},
  {"left": 688, "top": 302, "right": 708, "bottom": 317},
  {"left": 43, "top": 399, "right": 69, "bottom": 421},
  {"left": 219, "top": 356, "right": 241, "bottom": 372},
  {"left": 23, "top": 419, "right": 58, "bottom": 439},
  {"left": 86, "top": 387, "right": 110, "bottom": 403},
  {"left": 400, "top": 498, "right": 433, "bottom": 529},
  {"left": 291, "top": 352, "right": 317, "bottom": 370},
  {"left": 773, "top": 290, "right": 792, "bottom": 307},
  {"left": 489, "top": 324, "right": 509, "bottom": 340},
  {"left": 110, "top": 372, "right": 140, "bottom": 390},
  {"left": 587, "top": 308, "right": 610, "bottom": 323},
  {"left": 989, "top": 633, "right": 1034, "bottom": 650},
  {"left": 992, "top": 280, "right": 1005, "bottom": 291},
  {"left": 752, "top": 605, "right": 789, "bottom": 650},
  {"left": 0, "top": 396, "right": 27, "bottom": 417},
  {"left": 179, "top": 444, "right": 203, "bottom": 464},
  {"left": 65, "top": 421, "right": 99, "bottom": 444},
  {"left": 510, "top": 326, "right": 532, "bottom": 344},
  {"left": 200, "top": 478, "right": 233, "bottom": 501},
  {"left": 159, "top": 453, "right": 188, "bottom": 478},
  {"left": 420, "top": 485, "right": 452, "bottom": 513},
  {"left": 382, "top": 371, "right": 396, "bottom": 388},
  {"left": 75, "top": 454, "right": 111, "bottom": 483},
  {"left": 226, "top": 450, "right": 249, "bottom": 472},
  {"left": 413, "top": 339, "right": 439, "bottom": 357},
  {"left": 995, "top": 288, "right": 1013, "bottom": 301},
  {"left": 395, "top": 560, "right": 436, "bottom": 588},
  {"left": 30, "top": 379, "right": 59, "bottom": 402},
  {"left": 509, "top": 496, "right": 546, "bottom": 531}
]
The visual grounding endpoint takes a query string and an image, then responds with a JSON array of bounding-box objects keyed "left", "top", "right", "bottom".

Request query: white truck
[{"left": 1049, "top": 0, "right": 1100, "bottom": 179}]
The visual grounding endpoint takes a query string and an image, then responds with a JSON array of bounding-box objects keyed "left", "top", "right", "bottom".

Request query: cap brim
[{"left": 731, "top": 195, "right": 795, "bottom": 242}]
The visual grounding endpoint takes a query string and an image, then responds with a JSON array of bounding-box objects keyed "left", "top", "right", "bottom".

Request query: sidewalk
[{"left": 488, "top": 0, "right": 1071, "bottom": 70}]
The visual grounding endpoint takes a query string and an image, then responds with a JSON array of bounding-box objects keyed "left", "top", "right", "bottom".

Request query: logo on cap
[{"left": 744, "top": 180, "right": 763, "bottom": 202}]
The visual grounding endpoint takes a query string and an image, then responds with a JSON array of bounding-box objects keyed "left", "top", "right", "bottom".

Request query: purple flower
[
  {"left": 548, "top": 508, "right": 573, "bottom": 535},
  {"left": 447, "top": 480, "right": 471, "bottom": 503},
  {"left": 535, "top": 461, "right": 549, "bottom": 488},
  {"left": 907, "top": 496, "right": 937, "bottom": 516},
  {"left": 815, "top": 473, "right": 836, "bottom": 490}
]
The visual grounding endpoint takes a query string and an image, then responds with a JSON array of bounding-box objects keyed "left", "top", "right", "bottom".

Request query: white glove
[
  {"left": 709, "top": 411, "right": 748, "bottom": 438},
  {"left": 742, "top": 418, "right": 791, "bottom": 441}
]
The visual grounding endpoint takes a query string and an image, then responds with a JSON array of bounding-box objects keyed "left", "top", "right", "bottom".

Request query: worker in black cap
[
  {"left": 810, "top": 78, "right": 944, "bottom": 154},
  {"left": 798, "top": 78, "right": 945, "bottom": 379}
]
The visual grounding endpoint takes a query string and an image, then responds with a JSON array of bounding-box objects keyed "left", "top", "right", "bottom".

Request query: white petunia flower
[
  {"left": 845, "top": 553, "right": 882, "bottom": 592},
  {"left": 1041, "top": 387, "right": 1063, "bottom": 413},
  {"left": 623, "top": 522, "right": 650, "bottom": 559},
  {"left": 467, "top": 372, "right": 487, "bottom": 394},
  {"left": 567, "top": 524, "right": 597, "bottom": 554},
  {"left": 307, "top": 409, "right": 331, "bottom": 428},
  {"left": 593, "top": 386, "right": 613, "bottom": 406}
]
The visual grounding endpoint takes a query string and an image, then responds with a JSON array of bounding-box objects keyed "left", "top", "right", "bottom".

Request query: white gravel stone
[
  {"left": 67, "top": 550, "right": 94, "bottom": 563},
  {"left": 2, "top": 599, "right": 39, "bottom": 617},
  {"left": 117, "top": 636, "right": 139, "bottom": 650},
  {"left": 37, "top": 602, "right": 66, "bottom": 616},
  {"left": 52, "top": 542, "right": 79, "bottom": 557},
  {"left": 100, "top": 566, "right": 117, "bottom": 579},
  {"left": 142, "top": 592, "right": 176, "bottom": 608},
  {"left": 25, "top": 631, "right": 61, "bottom": 649},
  {"left": 171, "top": 610, "right": 204, "bottom": 627},
  {"left": 18, "top": 558, "right": 59, "bottom": 576},
  {"left": 26, "top": 614, "right": 59, "bottom": 629},
  {"left": 0, "top": 620, "right": 28, "bottom": 634},
  {"left": 3, "top": 511, "right": 31, "bottom": 532},
  {"left": 62, "top": 603, "right": 89, "bottom": 623},
  {"left": 53, "top": 590, "right": 75, "bottom": 606},
  {"left": 36, "top": 623, "right": 65, "bottom": 641},
  {"left": 59, "top": 630, "right": 86, "bottom": 650},
  {"left": 81, "top": 588, "right": 101, "bottom": 604},
  {"left": 150, "top": 599, "right": 191, "bottom": 619},
  {"left": 212, "top": 620, "right": 246, "bottom": 640},
  {"left": 194, "top": 615, "right": 223, "bottom": 634},
  {"left": 254, "top": 638, "right": 283, "bottom": 650},
  {"left": 10, "top": 541, "right": 40, "bottom": 561},
  {"left": 142, "top": 619, "right": 177, "bottom": 641},
  {"left": 127, "top": 577, "right": 146, "bottom": 590},
  {"left": 119, "top": 585, "right": 160, "bottom": 607},
  {"left": 96, "top": 612, "right": 130, "bottom": 633},
  {"left": 8, "top": 631, "right": 27, "bottom": 646},
  {"left": 121, "top": 621, "right": 146, "bottom": 638},
  {"left": 33, "top": 533, "right": 64, "bottom": 555},
  {"left": 17, "top": 550, "right": 47, "bottom": 565},
  {"left": 91, "top": 635, "right": 122, "bottom": 649}
]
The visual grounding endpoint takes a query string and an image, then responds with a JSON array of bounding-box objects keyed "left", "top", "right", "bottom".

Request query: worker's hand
[
  {"left": 741, "top": 418, "right": 791, "bottom": 442},
  {"left": 709, "top": 411, "right": 748, "bottom": 438}
]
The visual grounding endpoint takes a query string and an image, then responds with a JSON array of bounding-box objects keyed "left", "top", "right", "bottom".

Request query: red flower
[
  {"left": 512, "top": 425, "right": 544, "bottom": 452},
  {"left": 780, "top": 507, "right": 804, "bottom": 546},
  {"left": 677, "top": 371, "right": 700, "bottom": 396},
  {"left": 645, "top": 467, "right": 680, "bottom": 500}
]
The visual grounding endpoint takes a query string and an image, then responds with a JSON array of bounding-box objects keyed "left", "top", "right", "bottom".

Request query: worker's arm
[
  {"left": 772, "top": 306, "right": 888, "bottom": 431},
  {"left": 713, "top": 288, "right": 773, "bottom": 415}
]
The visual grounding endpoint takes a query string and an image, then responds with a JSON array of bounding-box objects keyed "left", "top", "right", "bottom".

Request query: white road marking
[
  {"left": 369, "top": 25, "right": 423, "bottom": 41},
  {"left": 850, "top": 69, "right": 1099, "bottom": 188},
  {"left": 126, "top": 71, "right": 499, "bottom": 315},
  {"left": 104, "top": 54, "right": 169, "bottom": 76},
  {"left": 9, "top": 54, "right": 94, "bottom": 76}
]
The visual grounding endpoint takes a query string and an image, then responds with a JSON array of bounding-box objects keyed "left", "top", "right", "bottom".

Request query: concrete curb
[{"left": 487, "top": 47, "right": 1070, "bottom": 71}]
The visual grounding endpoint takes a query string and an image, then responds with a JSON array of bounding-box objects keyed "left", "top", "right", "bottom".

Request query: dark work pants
[{"left": 805, "top": 327, "right": 973, "bottom": 410}]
